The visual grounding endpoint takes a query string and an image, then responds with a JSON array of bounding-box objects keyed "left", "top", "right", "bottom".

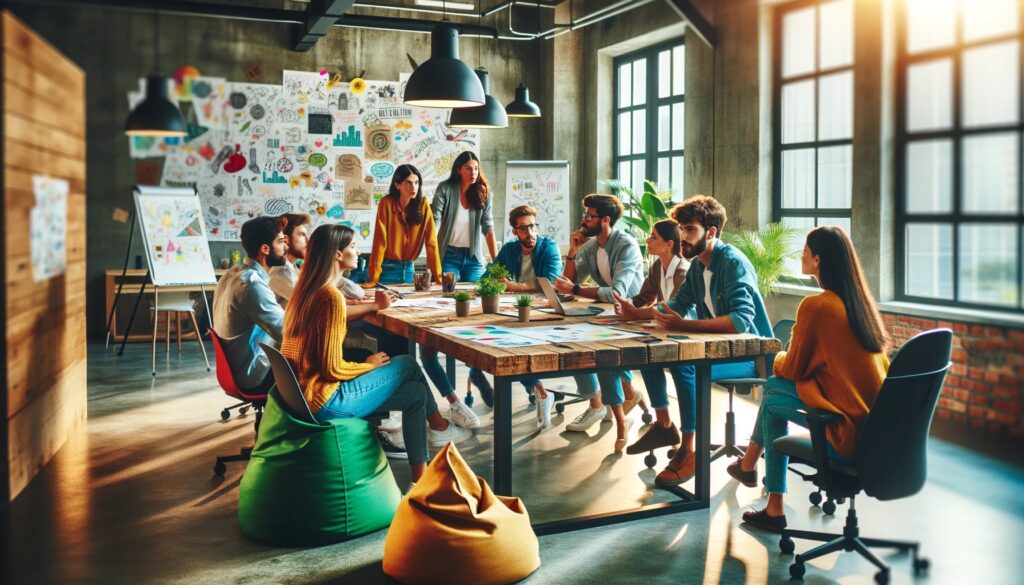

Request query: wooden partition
[{"left": 1, "top": 10, "right": 87, "bottom": 503}]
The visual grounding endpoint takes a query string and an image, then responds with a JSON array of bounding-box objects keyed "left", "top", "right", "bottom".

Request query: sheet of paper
[{"left": 436, "top": 324, "right": 548, "bottom": 348}]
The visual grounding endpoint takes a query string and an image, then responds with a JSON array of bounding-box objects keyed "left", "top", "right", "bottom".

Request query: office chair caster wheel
[
  {"left": 555, "top": 403, "right": 565, "bottom": 414},
  {"left": 789, "top": 562, "right": 805, "bottom": 580},
  {"left": 809, "top": 491, "right": 822, "bottom": 506},
  {"left": 913, "top": 558, "right": 930, "bottom": 575},
  {"left": 644, "top": 453, "right": 657, "bottom": 468},
  {"left": 874, "top": 569, "right": 890, "bottom": 585},
  {"left": 779, "top": 535, "right": 795, "bottom": 554},
  {"left": 762, "top": 476, "right": 766, "bottom": 486},
  {"left": 554, "top": 391, "right": 565, "bottom": 400},
  {"left": 465, "top": 393, "right": 474, "bottom": 407},
  {"left": 220, "top": 409, "right": 230, "bottom": 421},
  {"left": 528, "top": 393, "right": 536, "bottom": 405},
  {"left": 667, "top": 448, "right": 677, "bottom": 459},
  {"left": 822, "top": 499, "right": 837, "bottom": 516},
  {"left": 239, "top": 405, "right": 250, "bottom": 416},
  {"left": 641, "top": 412, "right": 653, "bottom": 424},
  {"left": 214, "top": 461, "right": 226, "bottom": 475}
]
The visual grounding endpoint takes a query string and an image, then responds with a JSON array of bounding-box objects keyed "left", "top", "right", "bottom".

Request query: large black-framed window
[
  {"left": 896, "top": 0, "right": 1024, "bottom": 312},
  {"left": 773, "top": 0, "right": 854, "bottom": 275},
  {"left": 613, "top": 39, "right": 685, "bottom": 199}
]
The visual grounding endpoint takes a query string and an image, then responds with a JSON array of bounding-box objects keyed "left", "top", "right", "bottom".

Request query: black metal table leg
[
  {"left": 493, "top": 375, "right": 513, "bottom": 495},
  {"left": 694, "top": 363, "right": 712, "bottom": 501}
]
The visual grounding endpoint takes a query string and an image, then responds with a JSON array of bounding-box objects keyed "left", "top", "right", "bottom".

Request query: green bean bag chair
[{"left": 238, "top": 390, "right": 401, "bottom": 546}]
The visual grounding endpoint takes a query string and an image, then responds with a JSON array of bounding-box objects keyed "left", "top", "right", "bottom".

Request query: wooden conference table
[{"left": 363, "top": 287, "right": 781, "bottom": 536}]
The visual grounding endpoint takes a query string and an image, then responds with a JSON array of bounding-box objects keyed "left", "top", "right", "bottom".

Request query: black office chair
[
  {"left": 711, "top": 319, "right": 795, "bottom": 462},
  {"left": 774, "top": 328, "right": 952, "bottom": 584}
]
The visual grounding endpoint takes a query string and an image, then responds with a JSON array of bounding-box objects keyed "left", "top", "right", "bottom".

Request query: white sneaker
[
  {"left": 378, "top": 415, "right": 402, "bottom": 433},
  {"left": 534, "top": 387, "right": 554, "bottom": 429},
  {"left": 429, "top": 420, "right": 474, "bottom": 447},
  {"left": 448, "top": 400, "right": 481, "bottom": 429},
  {"left": 566, "top": 406, "right": 608, "bottom": 432}
]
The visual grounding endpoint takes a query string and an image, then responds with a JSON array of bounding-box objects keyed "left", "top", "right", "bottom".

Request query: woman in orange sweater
[
  {"left": 366, "top": 164, "right": 443, "bottom": 285},
  {"left": 728, "top": 226, "right": 891, "bottom": 532},
  {"left": 281, "top": 224, "right": 470, "bottom": 482}
]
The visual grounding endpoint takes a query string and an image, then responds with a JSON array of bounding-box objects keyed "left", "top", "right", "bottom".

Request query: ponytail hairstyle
[
  {"left": 806, "top": 226, "right": 891, "bottom": 354},
  {"left": 387, "top": 164, "right": 425, "bottom": 226},
  {"left": 447, "top": 151, "right": 489, "bottom": 210}
]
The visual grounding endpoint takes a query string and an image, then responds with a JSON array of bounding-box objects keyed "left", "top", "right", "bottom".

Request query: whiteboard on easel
[
  {"left": 133, "top": 185, "right": 217, "bottom": 286},
  {"left": 503, "top": 160, "right": 571, "bottom": 247}
]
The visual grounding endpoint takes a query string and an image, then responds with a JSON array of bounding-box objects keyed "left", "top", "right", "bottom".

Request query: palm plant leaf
[{"left": 723, "top": 223, "right": 804, "bottom": 298}]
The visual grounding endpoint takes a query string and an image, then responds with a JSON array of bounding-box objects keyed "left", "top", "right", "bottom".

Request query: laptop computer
[{"left": 537, "top": 277, "right": 605, "bottom": 316}]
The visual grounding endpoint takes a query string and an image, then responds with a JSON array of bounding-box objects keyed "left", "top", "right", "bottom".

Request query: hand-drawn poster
[
  {"left": 133, "top": 186, "right": 217, "bottom": 286},
  {"left": 504, "top": 161, "right": 572, "bottom": 246},
  {"left": 30, "top": 175, "right": 68, "bottom": 281}
]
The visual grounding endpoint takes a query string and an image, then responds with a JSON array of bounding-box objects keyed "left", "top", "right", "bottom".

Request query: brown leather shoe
[
  {"left": 626, "top": 423, "right": 681, "bottom": 455},
  {"left": 622, "top": 389, "right": 644, "bottom": 416},
  {"left": 655, "top": 449, "right": 696, "bottom": 487}
]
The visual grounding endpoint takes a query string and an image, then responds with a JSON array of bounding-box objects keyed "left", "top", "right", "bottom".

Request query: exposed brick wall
[{"left": 882, "top": 313, "right": 1024, "bottom": 440}]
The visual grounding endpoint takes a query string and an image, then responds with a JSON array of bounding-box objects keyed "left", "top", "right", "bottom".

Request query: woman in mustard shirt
[{"left": 367, "top": 164, "right": 442, "bottom": 285}]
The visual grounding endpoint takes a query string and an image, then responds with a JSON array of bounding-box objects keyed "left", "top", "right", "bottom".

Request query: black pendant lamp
[
  {"left": 125, "top": 75, "right": 187, "bottom": 137},
  {"left": 404, "top": 22, "right": 485, "bottom": 108},
  {"left": 505, "top": 83, "right": 541, "bottom": 118},
  {"left": 449, "top": 68, "right": 508, "bottom": 128}
]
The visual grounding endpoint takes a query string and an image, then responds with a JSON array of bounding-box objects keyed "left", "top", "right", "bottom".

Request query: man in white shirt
[{"left": 269, "top": 213, "right": 364, "bottom": 307}]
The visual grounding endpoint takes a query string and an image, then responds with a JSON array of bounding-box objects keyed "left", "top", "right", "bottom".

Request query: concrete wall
[{"left": 5, "top": 4, "right": 541, "bottom": 339}]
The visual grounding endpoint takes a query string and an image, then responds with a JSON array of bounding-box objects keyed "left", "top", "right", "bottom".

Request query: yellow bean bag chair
[{"left": 383, "top": 442, "right": 541, "bottom": 585}]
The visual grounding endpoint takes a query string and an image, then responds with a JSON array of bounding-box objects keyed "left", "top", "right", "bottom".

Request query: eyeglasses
[
  {"left": 582, "top": 213, "right": 600, "bottom": 221},
  {"left": 514, "top": 223, "right": 539, "bottom": 233}
]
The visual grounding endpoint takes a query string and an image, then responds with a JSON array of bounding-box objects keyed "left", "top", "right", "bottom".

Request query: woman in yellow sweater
[
  {"left": 728, "top": 226, "right": 891, "bottom": 532},
  {"left": 366, "top": 164, "right": 443, "bottom": 285},
  {"left": 281, "top": 224, "right": 471, "bottom": 482}
]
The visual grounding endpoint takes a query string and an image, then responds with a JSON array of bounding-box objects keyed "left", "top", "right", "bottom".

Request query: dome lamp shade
[
  {"left": 449, "top": 68, "right": 508, "bottom": 128},
  {"left": 125, "top": 75, "right": 187, "bottom": 137},
  {"left": 504, "top": 83, "right": 541, "bottom": 118},
  {"left": 404, "top": 22, "right": 486, "bottom": 108}
]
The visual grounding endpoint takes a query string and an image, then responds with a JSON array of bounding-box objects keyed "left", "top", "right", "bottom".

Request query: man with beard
[
  {"left": 212, "top": 216, "right": 288, "bottom": 392},
  {"left": 613, "top": 195, "right": 774, "bottom": 487},
  {"left": 493, "top": 205, "right": 563, "bottom": 292},
  {"left": 550, "top": 195, "right": 645, "bottom": 446},
  {"left": 269, "top": 212, "right": 365, "bottom": 307}
]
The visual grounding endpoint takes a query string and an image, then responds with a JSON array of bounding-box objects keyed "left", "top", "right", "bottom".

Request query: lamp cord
[{"left": 153, "top": 10, "right": 160, "bottom": 74}]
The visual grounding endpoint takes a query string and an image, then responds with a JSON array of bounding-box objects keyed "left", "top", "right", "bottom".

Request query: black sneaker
[
  {"left": 726, "top": 460, "right": 758, "bottom": 488},
  {"left": 375, "top": 429, "right": 408, "bottom": 460},
  {"left": 741, "top": 508, "right": 787, "bottom": 533}
]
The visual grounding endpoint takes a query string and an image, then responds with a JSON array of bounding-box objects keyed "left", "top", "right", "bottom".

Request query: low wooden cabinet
[{"left": 105, "top": 268, "right": 228, "bottom": 342}]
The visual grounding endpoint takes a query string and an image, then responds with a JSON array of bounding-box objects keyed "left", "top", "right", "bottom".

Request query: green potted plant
[
  {"left": 453, "top": 290, "right": 472, "bottom": 317},
  {"left": 515, "top": 294, "right": 533, "bottom": 323},
  {"left": 476, "top": 278, "right": 505, "bottom": 314},
  {"left": 483, "top": 262, "right": 510, "bottom": 282},
  {"left": 722, "top": 222, "right": 804, "bottom": 298},
  {"left": 604, "top": 179, "right": 674, "bottom": 257}
]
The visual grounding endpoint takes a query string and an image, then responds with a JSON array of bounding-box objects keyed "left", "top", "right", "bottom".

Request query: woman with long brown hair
[
  {"left": 280, "top": 224, "right": 471, "bottom": 482},
  {"left": 728, "top": 226, "right": 891, "bottom": 532},
  {"left": 366, "top": 164, "right": 442, "bottom": 285}
]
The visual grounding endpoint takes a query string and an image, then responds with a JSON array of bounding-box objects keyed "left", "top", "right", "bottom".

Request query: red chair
[{"left": 209, "top": 328, "right": 269, "bottom": 475}]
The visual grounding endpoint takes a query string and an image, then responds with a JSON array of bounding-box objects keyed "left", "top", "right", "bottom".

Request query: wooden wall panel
[{"left": 2, "top": 10, "right": 86, "bottom": 503}]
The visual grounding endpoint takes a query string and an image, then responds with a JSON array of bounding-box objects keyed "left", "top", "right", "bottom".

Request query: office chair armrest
[
  {"left": 716, "top": 377, "right": 767, "bottom": 395},
  {"left": 797, "top": 408, "right": 841, "bottom": 490}
]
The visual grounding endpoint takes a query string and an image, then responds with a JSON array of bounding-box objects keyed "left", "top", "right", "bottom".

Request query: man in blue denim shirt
[
  {"left": 212, "top": 216, "right": 288, "bottom": 391},
  {"left": 615, "top": 195, "right": 774, "bottom": 487}
]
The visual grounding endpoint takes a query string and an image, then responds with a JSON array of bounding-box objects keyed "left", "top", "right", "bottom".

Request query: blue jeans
[
  {"left": 573, "top": 369, "right": 634, "bottom": 407},
  {"left": 379, "top": 259, "right": 414, "bottom": 284},
  {"left": 441, "top": 246, "right": 484, "bottom": 282},
  {"left": 420, "top": 347, "right": 538, "bottom": 398},
  {"left": 317, "top": 355, "right": 437, "bottom": 466},
  {"left": 640, "top": 361, "right": 757, "bottom": 433}
]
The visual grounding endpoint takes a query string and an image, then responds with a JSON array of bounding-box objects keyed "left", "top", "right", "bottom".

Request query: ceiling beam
[
  {"left": 663, "top": 0, "right": 715, "bottom": 48},
  {"left": 294, "top": 0, "right": 358, "bottom": 51}
]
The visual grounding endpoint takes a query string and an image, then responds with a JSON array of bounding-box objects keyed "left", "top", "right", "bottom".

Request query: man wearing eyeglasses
[{"left": 492, "top": 205, "right": 563, "bottom": 293}]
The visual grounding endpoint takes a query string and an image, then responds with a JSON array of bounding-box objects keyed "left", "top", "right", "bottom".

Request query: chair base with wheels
[{"left": 208, "top": 328, "right": 270, "bottom": 476}]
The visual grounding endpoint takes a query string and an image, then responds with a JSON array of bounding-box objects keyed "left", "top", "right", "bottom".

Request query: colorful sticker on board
[
  {"left": 364, "top": 123, "right": 392, "bottom": 160},
  {"left": 370, "top": 162, "right": 395, "bottom": 181}
]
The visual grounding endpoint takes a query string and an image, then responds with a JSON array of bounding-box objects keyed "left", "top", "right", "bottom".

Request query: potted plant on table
[
  {"left": 515, "top": 294, "right": 533, "bottom": 323},
  {"left": 453, "top": 290, "right": 472, "bottom": 317},
  {"left": 476, "top": 278, "right": 505, "bottom": 314}
]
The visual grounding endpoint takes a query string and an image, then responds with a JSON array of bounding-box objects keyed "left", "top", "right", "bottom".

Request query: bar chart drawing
[{"left": 334, "top": 125, "right": 363, "bottom": 148}]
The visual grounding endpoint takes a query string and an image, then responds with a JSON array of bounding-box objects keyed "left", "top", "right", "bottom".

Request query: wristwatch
[{"left": 572, "top": 283, "right": 581, "bottom": 295}]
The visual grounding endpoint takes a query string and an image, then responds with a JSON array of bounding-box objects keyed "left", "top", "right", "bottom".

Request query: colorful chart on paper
[
  {"left": 436, "top": 325, "right": 548, "bottom": 348},
  {"left": 436, "top": 323, "right": 645, "bottom": 348},
  {"left": 503, "top": 161, "right": 571, "bottom": 247},
  {"left": 134, "top": 186, "right": 217, "bottom": 286}
]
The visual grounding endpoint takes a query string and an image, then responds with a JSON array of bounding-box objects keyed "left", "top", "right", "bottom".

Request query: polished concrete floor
[{"left": 2, "top": 342, "right": 1022, "bottom": 584}]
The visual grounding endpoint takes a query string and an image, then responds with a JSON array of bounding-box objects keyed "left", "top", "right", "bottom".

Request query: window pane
[
  {"left": 959, "top": 224, "right": 1019, "bottom": 306},
  {"left": 618, "top": 112, "right": 631, "bottom": 156},
  {"left": 905, "top": 223, "right": 954, "bottom": 299},
  {"left": 633, "top": 57, "right": 647, "bottom": 106},
  {"left": 962, "top": 41, "right": 1020, "bottom": 128},
  {"left": 659, "top": 50, "right": 671, "bottom": 98},
  {"left": 618, "top": 62, "right": 632, "bottom": 108},
  {"left": 618, "top": 161, "right": 631, "bottom": 186},
  {"left": 672, "top": 102, "right": 685, "bottom": 150},
  {"left": 907, "top": 59, "right": 953, "bottom": 132},
  {"left": 962, "top": 133, "right": 1019, "bottom": 214},
  {"left": 672, "top": 45, "right": 685, "bottom": 95},
  {"left": 658, "top": 157, "right": 670, "bottom": 186},
  {"left": 963, "top": 0, "right": 1019, "bottom": 43},
  {"left": 782, "top": 148, "right": 815, "bottom": 208},
  {"left": 632, "top": 160, "right": 646, "bottom": 197},
  {"left": 819, "top": 0, "right": 853, "bottom": 70},
  {"left": 818, "top": 71, "right": 852, "bottom": 140},
  {"left": 817, "top": 145, "right": 852, "bottom": 208},
  {"left": 820, "top": 217, "right": 852, "bottom": 237},
  {"left": 781, "top": 216, "right": 815, "bottom": 276},
  {"left": 632, "top": 109, "right": 646, "bottom": 154},
  {"left": 783, "top": 7, "right": 816, "bottom": 78},
  {"left": 906, "top": 140, "right": 953, "bottom": 213},
  {"left": 672, "top": 155, "right": 684, "bottom": 198},
  {"left": 782, "top": 80, "right": 815, "bottom": 143},
  {"left": 658, "top": 105, "right": 671, "bottom": 151},
  {"left": 906, "top": 0, "right": 955, "bottom": 54}
]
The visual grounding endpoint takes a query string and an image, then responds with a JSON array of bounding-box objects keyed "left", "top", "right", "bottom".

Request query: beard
[
  {"left": 581, "top": 223, "right": 601, "bottom": 237},
  {"left": 519, "top": 235, "right": 537, "bottom": 250},
  {"left": 266, "top": 250, "right": 288, "bottom": 267},
  {"left": 681, "top": 235, "right": 707, "bottom": 260}
]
